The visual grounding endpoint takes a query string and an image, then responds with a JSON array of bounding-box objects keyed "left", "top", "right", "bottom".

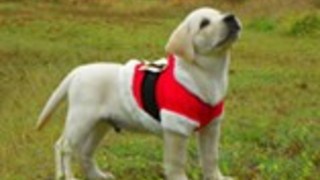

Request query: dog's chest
[
  {"left": 173, "top": 59, "right": 228, "bottom": 105},
  {"left": 197, "top": 74, "right": 227, "bottom": 105}
]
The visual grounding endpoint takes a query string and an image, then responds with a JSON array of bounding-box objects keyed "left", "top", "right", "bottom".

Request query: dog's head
[{"left": 165, "top": 7, "right": 241, "bottom": 62}]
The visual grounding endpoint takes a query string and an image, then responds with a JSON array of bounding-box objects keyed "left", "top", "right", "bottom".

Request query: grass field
[{"left": 0, "top": 0, "right": 319, "bottom": 179}]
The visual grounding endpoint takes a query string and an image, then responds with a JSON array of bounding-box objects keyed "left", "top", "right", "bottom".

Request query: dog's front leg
[
  {"left": 163, "top": 130, "right": 189, "bottom": 180},
  {"left": 198, "top": 119, "right": 233, "bottom": 180}
]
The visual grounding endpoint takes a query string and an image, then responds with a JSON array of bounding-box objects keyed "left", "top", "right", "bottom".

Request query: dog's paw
[
  {"left": 101, "top": 172, "right": 115, "bottom": 180},
  {"left": 88, "top": 171, "right": 115, "bottom": 180},
  {"left": 204, "top": 175, "right": 234, "bottom": 180},
  {"left": 219, "top": 176, "right": 234, "bottom": 180},
  {"left": 56, "top": 175, "right": 81, "bottom": 180}
]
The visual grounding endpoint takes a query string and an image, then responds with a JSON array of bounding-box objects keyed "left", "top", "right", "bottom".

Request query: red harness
[{"left": 132, "top": 55, "right": 224, "bottom": 129}]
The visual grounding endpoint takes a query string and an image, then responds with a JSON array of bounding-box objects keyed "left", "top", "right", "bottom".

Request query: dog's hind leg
[
  {"left": 79, "top": 121, "right": 115, "bottom": 180},
  {"left": 55, "top": 136, "right": 77, "bottom": 180},
  {"left": 56, "top": 106, "right": 100, "bottom": 180},
  {"left": 55, "top": 137, "right": 65, "bottom": 180}
]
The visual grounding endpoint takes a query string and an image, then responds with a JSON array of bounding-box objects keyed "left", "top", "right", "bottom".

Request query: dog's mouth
[
  {"left": 199, "top": 29, "right": 240, "bottom": 55},
  {"left": 215, "top": 28, "right": 240, "bottom": 48}
]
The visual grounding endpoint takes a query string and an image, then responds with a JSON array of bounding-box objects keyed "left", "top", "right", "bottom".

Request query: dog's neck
[{"left": 173, "top": 53, "right": 230, "bottom": 105}]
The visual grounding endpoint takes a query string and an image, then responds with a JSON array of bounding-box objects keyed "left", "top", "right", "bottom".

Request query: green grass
[{"left": 0, "top": 1, "right": 319, "bottom": 180}]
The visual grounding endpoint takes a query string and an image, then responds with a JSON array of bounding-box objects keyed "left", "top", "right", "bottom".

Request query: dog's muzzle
[
  {"left": 215, "top": 14, "right": 241, "bottom": 48},
  {"left": 223, "top": 14, "right": 241, "bottom": 35}
]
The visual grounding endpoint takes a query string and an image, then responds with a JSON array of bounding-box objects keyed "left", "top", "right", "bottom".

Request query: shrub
[
  {"left": 247, "top": 17, "right": 277, "bottom": 32},
  {"left": 289, "top": 13, "right": 320, "bottom": 37}
]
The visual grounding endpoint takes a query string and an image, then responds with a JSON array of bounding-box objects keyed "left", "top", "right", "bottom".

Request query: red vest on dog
[{"left": 132, "top": 55, "right": 224, "bottom": 129}]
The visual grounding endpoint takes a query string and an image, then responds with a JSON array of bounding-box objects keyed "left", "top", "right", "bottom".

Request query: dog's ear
[{"left": 165, "top": 21, "right": 195, "bottom": 62}]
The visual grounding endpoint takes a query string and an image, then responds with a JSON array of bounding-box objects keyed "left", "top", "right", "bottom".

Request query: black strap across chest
[{"left": 141, "top": 71, "right": 161, "bottom": 121}]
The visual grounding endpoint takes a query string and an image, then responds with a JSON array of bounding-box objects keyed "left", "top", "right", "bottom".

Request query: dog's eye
[{"left": 199, "top": 18, "right": 210, "bottom": 29}]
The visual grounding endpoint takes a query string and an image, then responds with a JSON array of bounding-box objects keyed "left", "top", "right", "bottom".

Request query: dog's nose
[{"left": 223, "top": 14, "right": 241, "bottom": 32}]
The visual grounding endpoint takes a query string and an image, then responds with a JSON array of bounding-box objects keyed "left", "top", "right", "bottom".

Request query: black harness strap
[{"left": 141, "top": 71, "right": 161, "bottom": 121}]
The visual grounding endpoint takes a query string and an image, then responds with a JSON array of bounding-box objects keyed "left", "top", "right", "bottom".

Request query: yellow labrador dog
[{"left": 36, "top": 7, "right": 241, "bottom": 180}]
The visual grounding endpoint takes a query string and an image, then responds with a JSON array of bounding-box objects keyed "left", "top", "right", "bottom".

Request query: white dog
[{"left": 36, "top": 7, "right": 241, "bottom": 180}]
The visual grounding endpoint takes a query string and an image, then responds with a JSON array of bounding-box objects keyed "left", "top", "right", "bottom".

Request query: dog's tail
[{"left": 36, "top": 71, "right": 75, "bottom": 131}]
